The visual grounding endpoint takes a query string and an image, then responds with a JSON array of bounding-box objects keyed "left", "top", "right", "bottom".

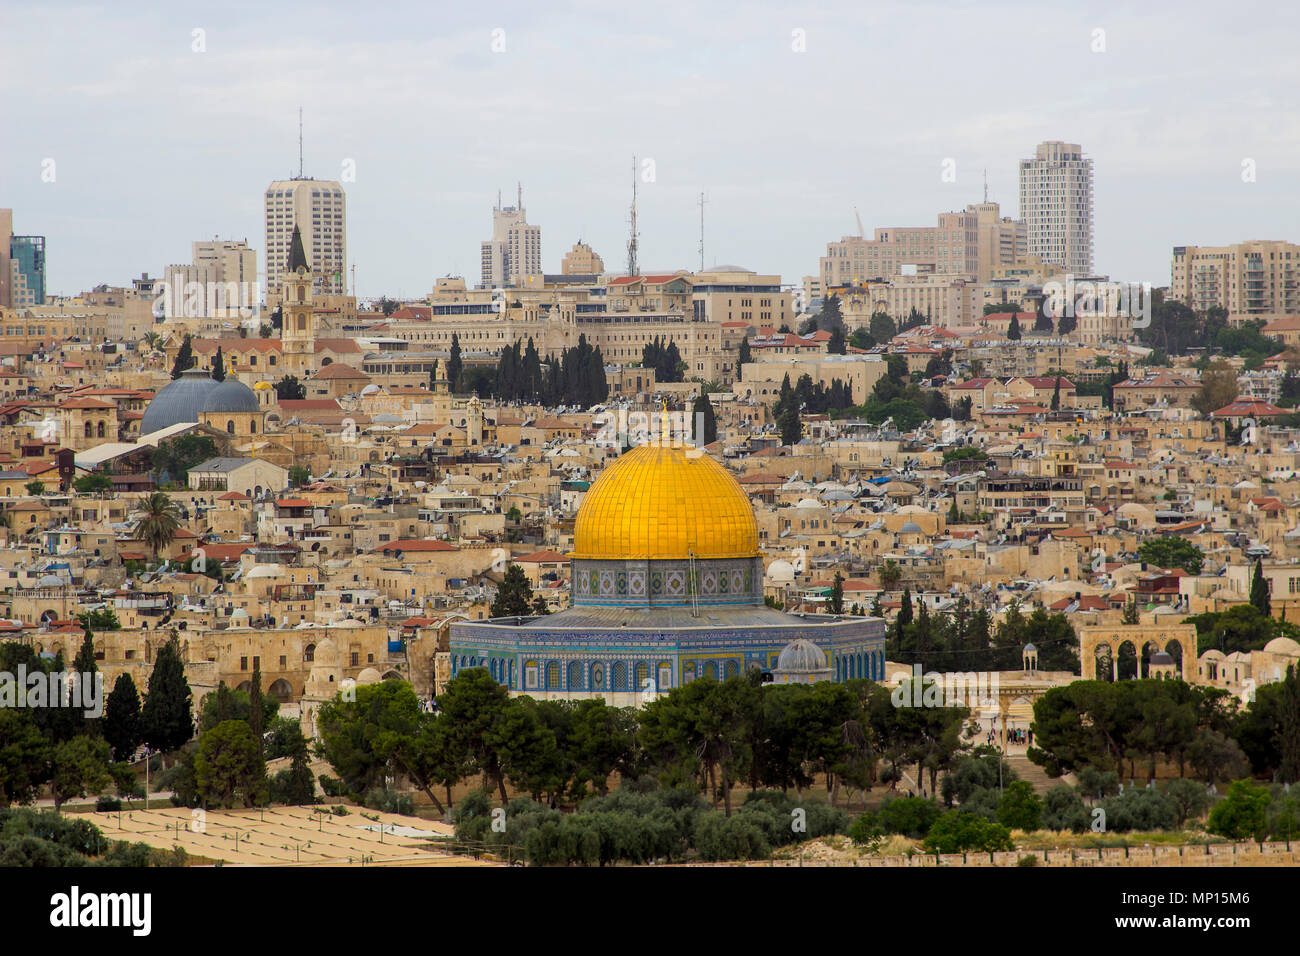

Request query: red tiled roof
[
  {"left": 1212, "top": 399, "right": 1285, "bottom": 418},
  {"left": 516, "top": 549, "right": 569, "bottom": 562},
  {"left": 311, "top": 363, "right": 369, "bottom": 380}
]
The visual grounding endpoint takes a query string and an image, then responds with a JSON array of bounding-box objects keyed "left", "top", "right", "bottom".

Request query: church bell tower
[{"left": 281, "top": 224, "right": 316, "bottom": 373}]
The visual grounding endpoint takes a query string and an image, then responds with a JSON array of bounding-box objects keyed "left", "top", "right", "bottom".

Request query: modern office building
[
  {"left": 480, "top": 187, "right": 541, "bottom": 288},
  {"left": 0, "top": 209, "right": 47, "bottom": 308},
  {"left": 1018, "top": 141, "right": 1094, "bottom": 275},
  {"left": 264, "top": 179, "right": 347, "bottom": 297}
]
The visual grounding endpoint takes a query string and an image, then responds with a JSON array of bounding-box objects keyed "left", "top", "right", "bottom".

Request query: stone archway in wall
[
  {"left": 267, "top": 678, "right": 295, "bottom": 702},
  {"left": 1092, "top": 641, "right": 1115, "bottom": 682},
  {"left": 1078, "top": 624, "right": 1197, "bottom": 681}
]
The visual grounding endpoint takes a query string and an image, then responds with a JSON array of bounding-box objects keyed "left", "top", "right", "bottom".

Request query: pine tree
[
  {"left": 1250, "top": 560, "right": 1271, "bottom": 617},
  {"left": 491, "top": 563, "right": 535, "bottom": 617},
  {"left": 828, "top": 325, "right": 847, "bottom": 354},
  {"left": 778, "top": 405, "right": 802, "bottom": 446},
  {"left": 103, "top": 673, "right": 143, "bottom": 763},
  {"left": 141, "top": 632, "right": 193, "bottom": 756},
  {"left": 1122, "top": 596, "right": 1140, "bottom": 625}
]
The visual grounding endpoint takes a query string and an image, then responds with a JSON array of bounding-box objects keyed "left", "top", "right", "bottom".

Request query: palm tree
[
  {"left": 879, "top": 559, "right": 902, "bottom": 591},
  {"left": 132, "top": 492, "right": 182, "bottom": 562}
]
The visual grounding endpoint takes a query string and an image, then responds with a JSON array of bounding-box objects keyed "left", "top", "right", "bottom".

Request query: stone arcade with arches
[{"left": 1078, "top": 623, "right": 1196, "bottom": 682}]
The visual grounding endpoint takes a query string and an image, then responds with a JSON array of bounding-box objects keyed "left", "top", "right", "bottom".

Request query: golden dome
[{"left": 571, "top": 444, "right": 760, "bottom": 560}]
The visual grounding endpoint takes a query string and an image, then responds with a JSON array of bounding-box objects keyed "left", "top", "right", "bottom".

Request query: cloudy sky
[{"left": 3, "top": 0, "right": 1299, "bottom": 300}]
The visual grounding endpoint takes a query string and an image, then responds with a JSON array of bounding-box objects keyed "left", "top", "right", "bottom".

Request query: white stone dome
[
  {"left": 766, "top": 560, "right": 796, "bottom": 584},
  {"left": 775, "top": 639, "right": 828, "bottom": 672}
]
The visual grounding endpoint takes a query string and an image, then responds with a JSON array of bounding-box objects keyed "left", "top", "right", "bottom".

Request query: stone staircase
[{"left": 1004, "top": 751, "right": 1068, "bottom": 794}]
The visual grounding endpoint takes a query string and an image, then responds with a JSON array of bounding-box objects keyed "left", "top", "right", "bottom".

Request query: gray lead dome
[
  {"left": 140, "top": 368, "right": 260, "bottom": 435},
  {"left": 140, "top": 369, "right": 221, "bottom": 435},
  {"left": 202, "top": 378, "right": 260, "bottom": 414}
]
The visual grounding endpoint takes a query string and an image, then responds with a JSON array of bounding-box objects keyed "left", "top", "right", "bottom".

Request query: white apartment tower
[
  {"left": 1018, "top": 141, "right": 1094, "bottom": 275},
  {"left": 480, "top": 186, "right": 541, "bottom": 288},
  {"left": 264, "top": 178, "right": 347, "bottom": 297}
]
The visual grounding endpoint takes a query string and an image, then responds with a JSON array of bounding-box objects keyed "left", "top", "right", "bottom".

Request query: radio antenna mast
[
  {"left": 298, "top": 108, "right": 304, "bottom": 178},
  {"left": 627, "top": 156, "right": 639, "bottom": 277},
  {"left": 698, "top": 191, "right": 707, "bottom": 271}
]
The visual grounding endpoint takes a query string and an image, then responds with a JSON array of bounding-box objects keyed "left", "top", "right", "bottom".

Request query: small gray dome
[
  {"left": 1023, "top": 643, "right": 1037, "bottom": 653},
  {"left": 201, "top": 378, "right": 260, "bottom": 414},
  {"left": 140, "top": 369, "right": 219, "bottom": 435},
  {"left": 775, "top": 639, "right": 828, "bottom": 672},
  {"left": 899, "top": 521, "right": 924, "bottom": 535},
  {"left": 1150, "top": 651, "right": 1174, "bottom": 665}
]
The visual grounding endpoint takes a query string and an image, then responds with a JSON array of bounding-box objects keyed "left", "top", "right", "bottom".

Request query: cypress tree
[
  {"left": 141, "top": 632, "right": 194, "bottom": 756},
  {"left": 1250, "top": 560, "right": 1271, "bottom": 617},
  {"left": 447, "top": 333, "right": 463, "bottom": 390},
  {"left": 249, "top": 661, "right": 265, "bottom": 743},
  {"left": 829, "top": 572, "right": 845, "bottom": 615},
  {"left": 692, "top": 392, "right": 718, "bottom": 446},
  {"left": 171, "top": 335, "right": 196, "bottom": 379},
  {"left": 73, "top": 626, "right": 101, "bottom": 736},
  {"left": 665, "top": 340, "right": 682, "bottom": 382},
  {"left": 103, "top": 673, "right": 142, "bottom": 762}
]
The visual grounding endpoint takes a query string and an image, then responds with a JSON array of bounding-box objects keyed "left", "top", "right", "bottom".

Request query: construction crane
[{"left": 854, "top": 206, "right": 864, "bottom": 239}]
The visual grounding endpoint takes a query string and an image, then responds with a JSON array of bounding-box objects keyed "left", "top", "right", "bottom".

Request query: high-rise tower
[
  {"left": 479, "top": 185, "right": 541, "bottom": 288},
  {"left": 1018, "top": 141, "right": 1094, "bottom": 274}
]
